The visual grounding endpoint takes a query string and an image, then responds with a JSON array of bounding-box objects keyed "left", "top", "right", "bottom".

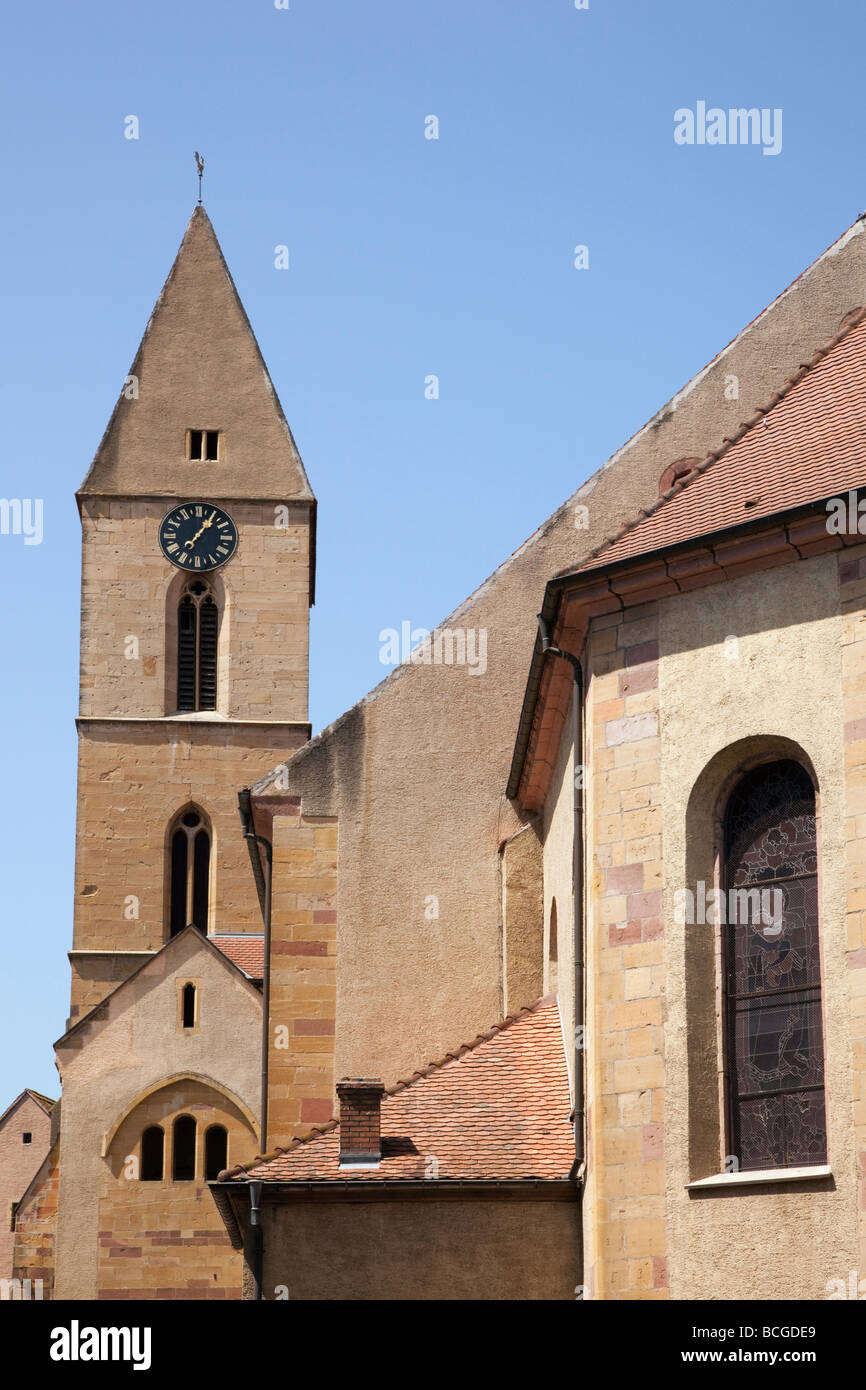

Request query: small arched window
[
  {"left": 141, "top": 1126, "right": 164, "bottom": 1182},
  {"left": 182, "top": 983, "right": 196, "bottom": 1029},
  {"left": 205, "top": 1125, "right": 228, "bottom": 1181},
  {"left": 548, "top": 899, "right": 558, "bottom": 994},
  {"left": 172, "top": 1115, "right": 196, "bottom": 1181},
  {"left": 170, "top": 808, "right": 211, "bottom": 937},
  {"left": 177, "top": 579, "right": 218, "bottom": 712},
  {"left": 723, "top": 759, "right": 826, "bottom": 1171}
]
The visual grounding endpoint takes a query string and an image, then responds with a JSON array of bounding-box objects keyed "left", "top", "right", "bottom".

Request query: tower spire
[{"left": 78, "top": 205, "right": 313, "bottom": 504}]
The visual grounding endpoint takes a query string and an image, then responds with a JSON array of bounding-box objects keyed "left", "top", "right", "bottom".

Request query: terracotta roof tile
[
  {"left": 211, "top": 934, "right": 264, "bottom": 978},
  {"left": 579, "top": 306, "right": 866, "bottom": 572},
  {"left": 228, "top": 996, "right": 573, "bottom": 1183}
]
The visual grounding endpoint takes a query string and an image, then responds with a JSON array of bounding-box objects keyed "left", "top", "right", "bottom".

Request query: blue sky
[{"left": 1, "top": 0, "right": 864, "bottom": 1101}]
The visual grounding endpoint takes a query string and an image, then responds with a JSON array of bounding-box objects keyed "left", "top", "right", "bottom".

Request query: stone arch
[
  {"left": 102, "top": 1072, "right": 258, "bottom": 1159},
  {"left": 163, "top": 801, "right": 216, "bottom": 940},
  {"left": 163, "top": 563, "right": 231, "bottom": 717},
  {"left": 683, "top": 735, "right": 820, "bottom": 1181}
]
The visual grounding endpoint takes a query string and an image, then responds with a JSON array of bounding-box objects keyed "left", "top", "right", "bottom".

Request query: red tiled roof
[
  {"left": 579, "top": 305, "right": 866, "bottom": 573},
  {"left": 211, "top": 934, "right": 264, "bottom": 978},
  {"left": 232, "top": 996, "right": 573, "bottom": 1183}
]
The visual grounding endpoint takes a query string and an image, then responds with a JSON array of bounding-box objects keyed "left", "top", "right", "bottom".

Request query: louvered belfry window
[
  {"left": 723, "top": 760, "right": 827, "bottom": 1171},
  {"left": 177, "top": 579, "right": 218, "bottom": 712}
]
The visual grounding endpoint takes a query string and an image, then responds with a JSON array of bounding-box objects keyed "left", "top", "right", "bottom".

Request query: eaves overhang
[{"left": 507, "top": 494, "right": 862, "bottom": 811}]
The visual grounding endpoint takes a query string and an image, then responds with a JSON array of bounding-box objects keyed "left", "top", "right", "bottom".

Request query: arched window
[
  {"left": 169, "top": 808, "right": 210, "bottom": 937},
  {"left": 723, "top": 759, "right": 826, "bottom": 1172},
  {"left": 548, "top": 899, "right": 558, "bottom": 994},
  {"left": 182, "top": 983, "right": 196, "bottom": 1029},
  {"left": 177, "top": 579, "right": 218, "bottom": 712},
  {"left": 205, "top": 1125, "right": 228, "bottom": 1181},
  {"left": 172, "top": 1115, "right": 196, "bottom": 1181},
  {"left": 141, "top": 1126, "right": 164, "bottom": 1182}
]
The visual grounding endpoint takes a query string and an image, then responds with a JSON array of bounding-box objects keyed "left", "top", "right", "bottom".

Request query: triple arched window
[
  {"left": 177, "top": 579, "right": 218, "bottom": 712},
  {"left": 139, "top": 1118, "right": 227, "bottom": 1182},
  {"left": 722, "top": 759, "right": 826, "bottom": 1171}
]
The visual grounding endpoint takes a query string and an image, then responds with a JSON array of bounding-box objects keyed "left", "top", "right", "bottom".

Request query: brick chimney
[{"left": 336, "top": 1078, "right": 385, "bottom": 1166}]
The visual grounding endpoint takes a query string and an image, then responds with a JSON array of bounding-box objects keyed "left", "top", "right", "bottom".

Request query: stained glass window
[{"left": 723, "top": 759, "right": 826, "bottom": 1171}]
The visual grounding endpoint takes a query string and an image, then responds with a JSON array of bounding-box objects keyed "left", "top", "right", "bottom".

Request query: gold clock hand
[{"left": 184, "top": 516, "right": 214, "bottom": 549}]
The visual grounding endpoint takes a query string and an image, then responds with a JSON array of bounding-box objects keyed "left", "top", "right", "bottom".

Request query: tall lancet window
[
  {"left": 169, "top": 807, "right": 211, "bottom": 937},
  {"left": 177, "top": 579, "right": 218, "bottom": 712},
  {"left": 723, "top": 760, "right": 826, "bottom": 1172}
]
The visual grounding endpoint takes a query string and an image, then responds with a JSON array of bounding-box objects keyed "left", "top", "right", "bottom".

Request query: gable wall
[
  {"left": 0, "top": 1095, "right": 52, "bottom": 1280},
  {"left": 53, "top": 932, "right": 261, "bottom": 1300}
]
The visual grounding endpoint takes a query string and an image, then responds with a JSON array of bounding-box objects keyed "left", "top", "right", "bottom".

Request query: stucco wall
[
  {"left": 260, "top": 1195, "right": 580, "bottom": 1300},
  {"left": 53, "top": 931, "right": 261, "bottom": 1300},
  {"left": 538, "top": 551, "right": 856, "bottom": 1299},
  {"left": 659, "top": 552, "right": 855, "bottom": 1299}
]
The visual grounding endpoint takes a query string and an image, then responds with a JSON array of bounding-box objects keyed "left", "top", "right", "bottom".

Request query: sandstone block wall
[
  {"left": 79, "top": 498, "right": 311, "bottom": 723},
  {"left": 265, "top": 802, "right": 337, "bottom": 1149},
  {"left": 71, "top": 724, "right": 306, "bottom": 1016}
]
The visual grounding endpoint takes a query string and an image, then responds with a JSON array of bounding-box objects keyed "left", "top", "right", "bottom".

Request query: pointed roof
[
  {"left": 221, "top": 995, "right": 574, "bottom": 1184},
  {"left": 79, "top": 207, "right": 313, "bottom": 502}
]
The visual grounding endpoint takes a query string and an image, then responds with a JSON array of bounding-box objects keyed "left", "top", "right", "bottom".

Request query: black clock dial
[{"left": 159, "top": 503, "right": 237, "bottom": 571}]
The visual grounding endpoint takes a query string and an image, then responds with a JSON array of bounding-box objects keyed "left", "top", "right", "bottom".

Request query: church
[{"left": 6, "top": 203, "right": 866, "bottom": 1300}]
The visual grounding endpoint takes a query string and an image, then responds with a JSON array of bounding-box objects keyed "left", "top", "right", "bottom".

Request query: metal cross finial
[{"left": 194, "top": 151, "right": 204, "bottom": 205}]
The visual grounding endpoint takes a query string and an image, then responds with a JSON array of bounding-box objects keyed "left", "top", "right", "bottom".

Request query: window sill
[
  {"left": 164, "top": 710, "right": 227, "bottom": 721},
  {"left": 686, "top": 1164, "right": 832, "bottom": 1191}
]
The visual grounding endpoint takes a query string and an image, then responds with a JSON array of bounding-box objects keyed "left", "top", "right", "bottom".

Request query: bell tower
[{"left": 69, "top": 207, "right": 314, "bottom": 1023}]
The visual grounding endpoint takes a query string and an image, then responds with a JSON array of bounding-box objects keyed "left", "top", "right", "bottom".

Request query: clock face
[{"left": 159, "top": 503, "right": 237, "bottom": 571}]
